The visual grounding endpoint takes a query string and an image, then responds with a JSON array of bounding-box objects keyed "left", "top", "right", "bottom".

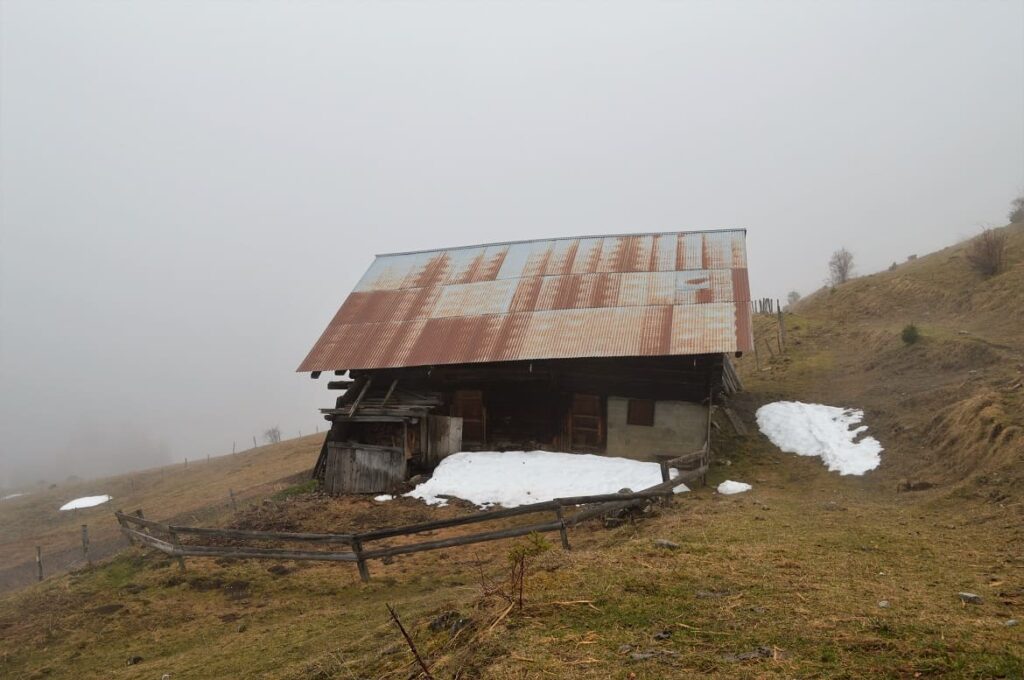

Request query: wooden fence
[{"left": 114, "top": 459, "right": 700, "bottom": 582}]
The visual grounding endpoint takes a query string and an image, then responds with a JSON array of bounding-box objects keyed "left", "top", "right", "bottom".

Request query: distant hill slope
[
  {"left": 799, "top": 222, "right": 1023, "bottom": 347},
  {"left": 738, "top": 223, "right": 1023, "bottom": 495},
  {"left": 0, "top": 435, "right": 323, "bottom": 592}
]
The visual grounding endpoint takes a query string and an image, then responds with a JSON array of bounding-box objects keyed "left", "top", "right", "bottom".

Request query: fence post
[
  {"left": 555, "top": 507, "right": 571, "bottom": 550},
  {"left": 229, "top": 489, "right": 237, "bottom": 512},
  {"left": 35, "top": 546, "right": 42, "bottom": 582},
  {"left": 168, "top": 528, "right": 186, "bottom": 571},
  {"left": 116, "top": 509, "right": 135, "bottom": 545},
  {"left": 351, "top": 538, "right": 370, "bottom": 582},
  {"left": 777, "top": 307, "right": 786, "bottom": 352},
  {"left": 81, "top": 524, "right": 90, "bottom": 566}
]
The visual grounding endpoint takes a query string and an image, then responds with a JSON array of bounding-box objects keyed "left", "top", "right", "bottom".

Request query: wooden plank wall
[{"left": 324, "top": 443, "right": 405, "bottom": 494}]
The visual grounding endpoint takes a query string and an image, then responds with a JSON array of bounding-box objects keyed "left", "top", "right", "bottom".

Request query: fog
[{"left": 1, "top": 1, "right": 1021, "bottom": 487}]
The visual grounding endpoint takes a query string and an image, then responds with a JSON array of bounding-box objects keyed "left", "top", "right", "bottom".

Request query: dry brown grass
[
  {"left": 0, "top": 434, "right": 323, "bottom": 591},
  {"left": 0, "top": 440, "right": 1020, "bottom": 678}
]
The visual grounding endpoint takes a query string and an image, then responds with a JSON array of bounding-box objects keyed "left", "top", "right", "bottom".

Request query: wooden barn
[{"left": 298, "top": 230, "right": 754, "bottom": 495}]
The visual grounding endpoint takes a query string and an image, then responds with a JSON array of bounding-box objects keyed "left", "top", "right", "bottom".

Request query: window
[{"left": 627, "top": 399, "right": 655, "bottom": 427}]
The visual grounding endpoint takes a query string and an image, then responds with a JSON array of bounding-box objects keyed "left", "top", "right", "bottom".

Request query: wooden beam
[
  {"left": 348, "top": 377, "right": 374, "bottom": 416},
  {"left": 380, "top": 378, "right": 399, "bottom": 407},
  {"left": 327, "top": 380, "right": 355, "bottom": 390},
  {"left": 169, "top": 525, "right": 355, "bottom": 544},
  {"left": 179, "top": 544, "right": 359, "bottom": 562}
]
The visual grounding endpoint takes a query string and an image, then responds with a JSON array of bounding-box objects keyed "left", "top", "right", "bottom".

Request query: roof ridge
[{"left": 375, "top": 228, "right": 746, "bottom": 258}]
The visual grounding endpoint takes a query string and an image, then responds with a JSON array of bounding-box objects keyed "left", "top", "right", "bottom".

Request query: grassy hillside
[
  {"left": 0, "top": 227, "right": 1020, "bottom": 678},
  {"left": 0, "top": 435, "right": 323, "bottom": 592},
  {"left": 760, "top": 223, "right": 1024, "bottom": 491}
]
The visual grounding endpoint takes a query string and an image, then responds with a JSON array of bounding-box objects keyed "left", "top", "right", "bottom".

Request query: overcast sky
[{"left": 1, "top": 1, "right": 1022, "bottom": 486}]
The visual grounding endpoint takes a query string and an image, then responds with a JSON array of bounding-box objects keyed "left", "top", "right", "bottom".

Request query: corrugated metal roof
[{"left": 298, "top": 229, "right": 754, "bottom": 371}]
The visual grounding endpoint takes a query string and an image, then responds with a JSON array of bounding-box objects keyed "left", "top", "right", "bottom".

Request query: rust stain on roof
[{"left": 299, "top": 229, "right": 754, "bottom": 371}]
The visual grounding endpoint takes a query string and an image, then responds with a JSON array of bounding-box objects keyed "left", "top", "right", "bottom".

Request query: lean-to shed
[{"left": 299, "top": 229, "right": 752, "bottom": 494}]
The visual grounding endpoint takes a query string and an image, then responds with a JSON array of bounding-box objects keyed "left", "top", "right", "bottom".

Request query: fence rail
[{"left": 114, "top": 463, "right": 699, "bottom": 581}]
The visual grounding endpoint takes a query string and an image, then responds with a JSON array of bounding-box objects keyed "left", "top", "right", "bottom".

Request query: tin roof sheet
[{"left": 299, "top": 229, "right": 753, "bottom": 371}]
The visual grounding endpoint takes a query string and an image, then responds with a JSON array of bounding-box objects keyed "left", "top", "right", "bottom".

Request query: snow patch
[
  {"left": 756, "top": 401, "right": 882, "bottom": 475},
  {"left": 717, "top": 480, "right": 752, "bottom": 495},
  {"left": 373, "top": 494, "right": 394, "bottom": 502},
  {"left": 1, "top": 493, "right": 28, "bottom": 501},
  {"left": 405, "top": 450, "right": 688, "bottom": 508},
  {"left": 59, "top": 495, "right": 112, "bottom": 511}
]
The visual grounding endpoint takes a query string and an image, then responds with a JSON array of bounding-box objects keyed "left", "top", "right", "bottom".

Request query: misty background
[{"left": 1, "top": 1, "right": 1022, "bottom": 487}]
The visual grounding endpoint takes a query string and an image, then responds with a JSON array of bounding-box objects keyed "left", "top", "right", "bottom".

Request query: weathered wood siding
[
  {"left": 324, "top": 442, "right": 405, "bottom": 494},
  {"left": 424, "top": 415, "right": 463, "bottom": 467}
]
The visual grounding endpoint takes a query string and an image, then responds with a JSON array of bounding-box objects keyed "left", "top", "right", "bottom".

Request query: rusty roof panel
[
  {"left": 298, "top": 229, "right": 752, "bottom": 371},
  {"left": 429, "top": 279, "right": 517, "bottom": 318}
]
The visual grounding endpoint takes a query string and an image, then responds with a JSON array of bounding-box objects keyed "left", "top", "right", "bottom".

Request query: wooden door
[
  {"left": 425, "top": 415, "right": 464, "bottom": 466},
  {"left": 453, "top": 390, "right": 486, "bottom": 447},
  {"left": 570, "top": 393, "right": 604, "bottom": 451}
]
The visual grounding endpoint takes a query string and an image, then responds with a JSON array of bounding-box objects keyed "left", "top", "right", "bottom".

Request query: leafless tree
[
  {"left": 966, "top": 228, "right": 1007, "bottom": 277},
  {"left": 786, "top": 291, "right": 801, "bottom": 307},
  {"left": 263, "top": 426, "right": 282, "bottom": 445},
  {"left": 828, "top": 248, "right": 854, "bottom": 286},
  {"left": 1009, "top": 195, "right": 1024, "bottom": 224}
]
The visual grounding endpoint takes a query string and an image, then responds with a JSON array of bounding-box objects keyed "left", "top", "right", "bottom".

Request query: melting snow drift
[
  {"left": 756, "top": 401, "right": 882, "bottom": 475},
  {"left": 59, "top": 495, "right": 112, "bottom": 511},
  {"left": 406, "top": 450, "right": 688, "bottom": 508},
  {"left": 717, "top": 480, "right": 752, "bottom": 495}
]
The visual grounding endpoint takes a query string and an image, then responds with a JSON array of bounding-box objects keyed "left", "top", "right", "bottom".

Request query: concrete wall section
[{"left": 605, "top": 397, "right": 707, "bottom": 460}]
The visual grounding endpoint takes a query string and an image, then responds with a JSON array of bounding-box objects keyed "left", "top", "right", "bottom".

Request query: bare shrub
[
  {"left": 787, "top": 291, "right": 801, "bottom": 307},
  {"left": 966, "top": 228, "right": 1007, "bottom": 277},
  {"left": 479, "top": 533, "right": 551, "bottom": 611},
  {"left": 1009, "top": 195, "right": 1024, "bottom": 224},
  {"left": 828, "top": 248, "right": 854, "bottom": 286},
  {"left": 263, "top": 426, "right": 282, "bottom": 445}
]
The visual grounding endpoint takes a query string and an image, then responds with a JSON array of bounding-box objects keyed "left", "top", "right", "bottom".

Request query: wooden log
[
  {"left": 169, "top": 525, "right": 355, "bottom": 544},
  {"left": 360, "top": 520, "right": 565, "bottom": 560},
  {"left": 178, "top": 544, "right": 359, "bottom": 562},
  {"left": 121, "top": 527, "right": 178, "bottom": 554},
  {"left": 356, "top": 502, "right": 563, "bottom": 541},
  {"left": 115, "top": 511, "right": 171, "bottom": 535},
  {"left": 327, "top": 380, "right": 355, "bottom": 390}
]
